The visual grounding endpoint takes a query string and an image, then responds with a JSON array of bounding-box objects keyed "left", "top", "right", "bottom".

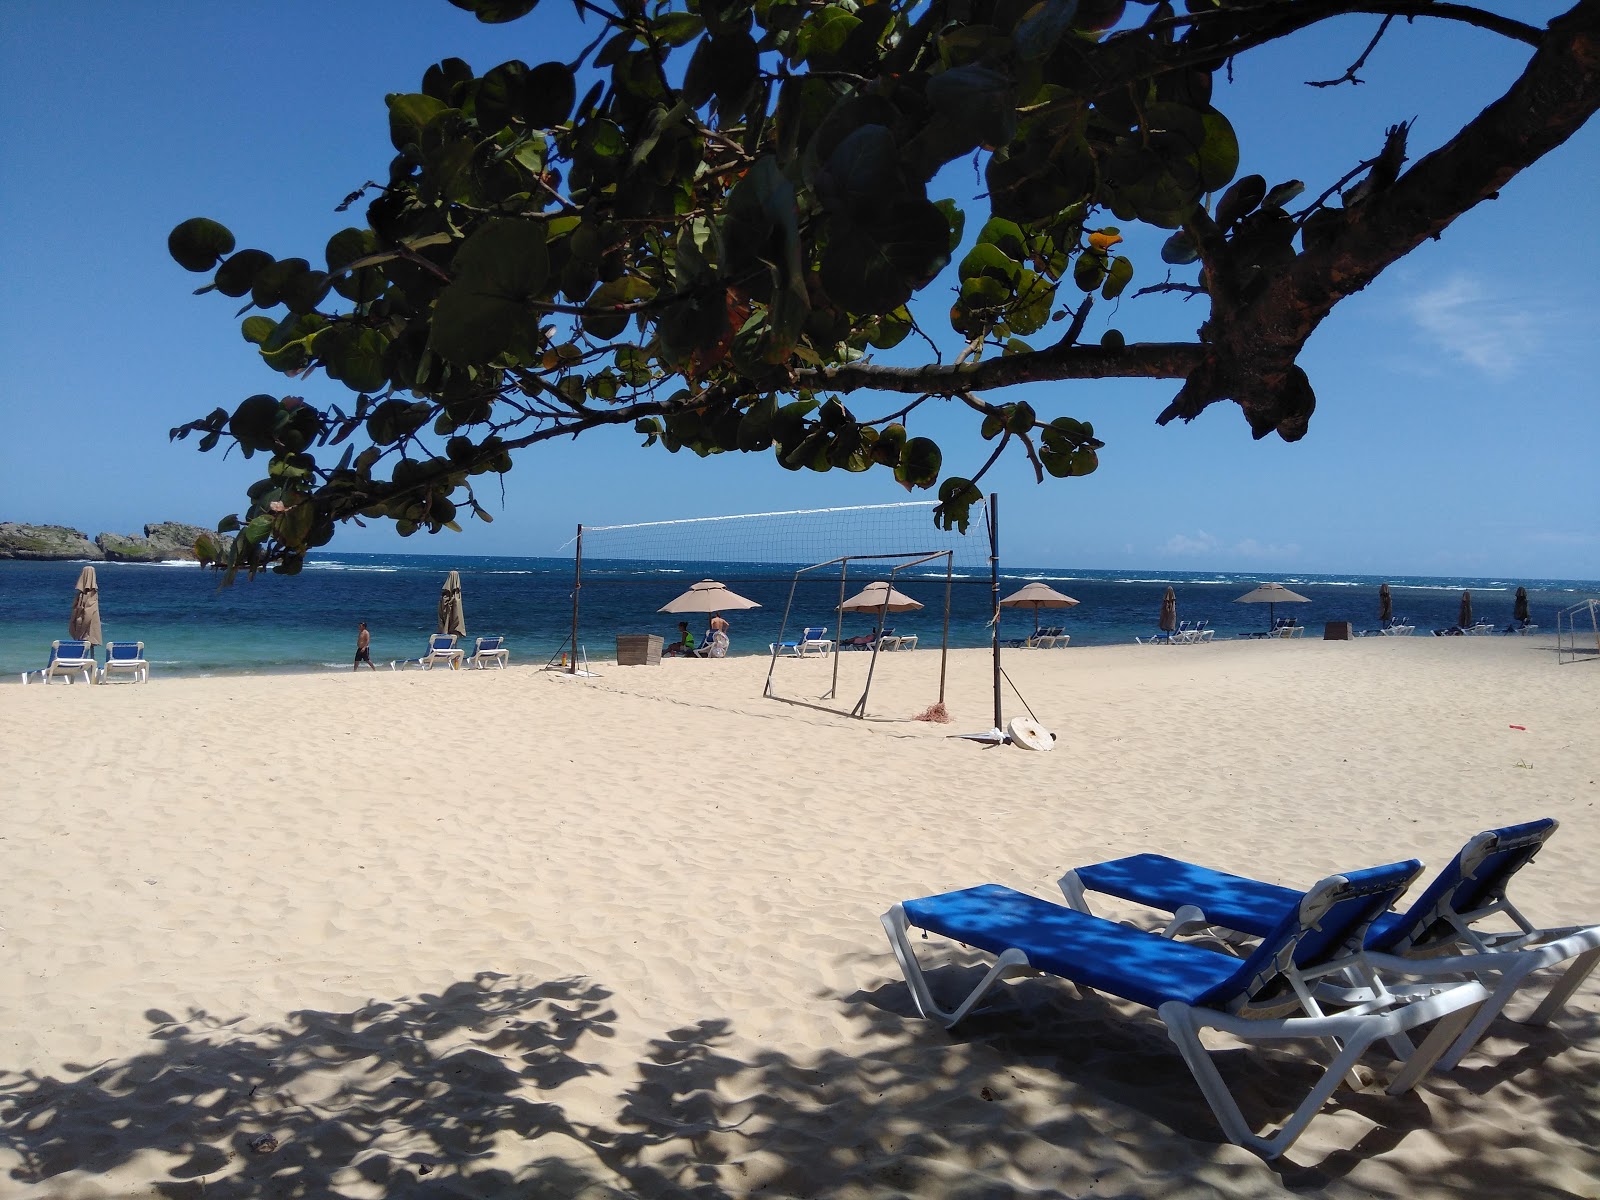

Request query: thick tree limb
[
  {"left": 798, "top": 342, "right": 1207, "bottom": 396},
  {"left": 1160, "top": 0, "right": 1600, "bottom": 438}
]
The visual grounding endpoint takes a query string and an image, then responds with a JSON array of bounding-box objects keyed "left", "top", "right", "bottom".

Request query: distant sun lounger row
[
  {"left": 769, "top": 626, "right": 920, "bottom": 656},
  {"left": 884, "top": 816, "right": 1598, "bottom": 1158},
  {"left": 21, "top": 639, "right": 149, "bottom": 685}
]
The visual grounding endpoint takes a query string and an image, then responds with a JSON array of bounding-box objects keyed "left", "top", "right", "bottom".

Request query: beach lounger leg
[
  {"left": 1526, "top": 944, "right": 1600, "bottom": 1026},
  {"left": 881, "top": 904, "right": 1033, "bottom": 1029},
  {"left": 1433, "top": 935, "right": 1600, "bottom": 1070}
]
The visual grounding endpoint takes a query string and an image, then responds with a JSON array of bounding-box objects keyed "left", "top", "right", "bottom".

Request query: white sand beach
[{"left": 2, "top": 637, "right": 1597, "bottom": 1198}]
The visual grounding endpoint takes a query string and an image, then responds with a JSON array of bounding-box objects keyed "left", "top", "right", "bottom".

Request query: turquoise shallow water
[{"left": 2, "top": 553, "right": 1594, "bottom": 678}]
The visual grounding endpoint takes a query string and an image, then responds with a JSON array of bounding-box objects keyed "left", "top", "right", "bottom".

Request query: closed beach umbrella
[
  {"left": 1159, "top": 586, "right": 1178, "bottom": 632},
  {"left": 1234, "top": 581, "right": 1311, "bottom": 630},
  {"left": 438, "top": 570, "right": 466, "bottom": 637},
  {"left": 1459, "top": 590, "right": 1473, "bottom": 629},
  {"left": 69, "top": 565, "right": 103, "bottom": 648},
  {"left": 1514, "top": 586, "right": 1530, "bottom": 624},
  {"left": 659, "top": 579, "right": 761, "bottom": 613},
  {"left": 1379, "top": 583, "right": 1393, "bottom": 626},
  {"left": 1000, "top": 582, "right": 1079, "bottom": 633},
  {"left": 838, "top": 581, "right": 923, "bottom": 614}
]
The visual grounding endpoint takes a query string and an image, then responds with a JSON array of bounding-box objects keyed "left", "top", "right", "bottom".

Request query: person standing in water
[{"left": 354, "top": 621, "right": 375, "bottom": 671}]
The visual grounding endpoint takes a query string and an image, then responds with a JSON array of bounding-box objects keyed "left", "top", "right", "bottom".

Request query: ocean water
[{"left": 2, "top": 554, "right": 1595, "bottom": 679}]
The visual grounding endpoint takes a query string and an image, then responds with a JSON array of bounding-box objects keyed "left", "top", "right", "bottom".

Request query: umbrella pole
[
  {"left": 939, "top": 550, "right": 952, "bottom": 706},
  {"left": 569, "top": 524, "right": 582, "bottom": 674},
  {"left": 850, "top": 591, "right": 894, "bottom": 719},
  {"left": 990, "top": 494, "right": 1002, "bottom": 734},
  {"left": 827, "top": 561, "right": 848, "bottom": 701}
]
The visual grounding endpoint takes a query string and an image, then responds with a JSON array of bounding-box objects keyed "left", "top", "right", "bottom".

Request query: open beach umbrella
[
  {"left": 69, "top": 565, "right": 103, "bottom": 648},
  {"left": 1514, "top": 586, "right": 1530, "bottom": 624},
  {"left": 1459, "top": 590, "right": 1473, "bottom": 629},
  {"left": 1379, "top": 583, "right": 1393, "bottom": 626},
  {"left": 838, "top": 581, "right": 924, "bottom": 615},
  {"left": 438, "top": 570, "right": 466, "bottom": 637},
  {"left": 1159, "top": 586, "right": 1178, "bottom": 633},
  {"left": 1000, "top": 582, "right": 1079, "bottom": 633},
  {"left": 1234, "top": 582, "right": 1311, "bottom": 630},
  {"left": 658, "top": 579, "right": 761, "bottom": 613}
]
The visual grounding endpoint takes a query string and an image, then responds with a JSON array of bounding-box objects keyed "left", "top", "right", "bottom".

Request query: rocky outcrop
[
  {"left": 0, "top": 521, "right": 232, "bottom": 561},
  {"left": 0, "top": 523, "right": 104, "bottom": 560},
  {"left": 97, "top": 522, "right": 227, "bottom": 562}
]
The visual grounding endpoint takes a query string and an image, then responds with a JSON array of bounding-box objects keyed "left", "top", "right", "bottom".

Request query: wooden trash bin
[
  {"left": 1323, "top": 621, "right": 1352, "bottom": 641},
  {"left": 616, "top": 634, "right": 663, "bottom": 665}
]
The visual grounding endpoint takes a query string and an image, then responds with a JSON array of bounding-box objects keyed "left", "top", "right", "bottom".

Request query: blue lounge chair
[
  {"left": 24, "top": 639, "right": 97, "bottom": 685},
  {"left": 771, "top": 626, "right": 829, "bottom": 657},
  {"left": 392, "top": 633, "right": 463, "bottom": 670},
  {"left": 883, "top": 862, "right": 1488, "bottom": 1157},
  {"left": 100, "top": 640, "right": 150, "bottom": 683},
  {"left": 1060, "top": 819, "right": 1600, "bottom": 1073},
  {"left": 467, "top": 635, "right": 509, "bottom": 669}
]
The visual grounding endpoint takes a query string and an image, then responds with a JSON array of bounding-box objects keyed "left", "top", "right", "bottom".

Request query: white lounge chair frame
[
  {"left": 878, "top": 632, "right": 918, "bottom": 651},
  {"left": 100, "top": 641, "right": 150, "bottom": 683},
  {"left": 24, "top": 640, "right": 97, "bottom": 685},
  {"left": 392, "top": 634, "right": 464, "bottom": 670},
  {"left": 467, "top": 636, "right": 510, "bottom": 669},
  {"left": 798, "top": 627, "right": 833, "bottom": 657},
  {"left": 882, "top": 883, "right": 1487, "bottom": 1158}
]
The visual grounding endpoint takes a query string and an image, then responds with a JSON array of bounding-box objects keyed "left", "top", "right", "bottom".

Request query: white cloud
[
  {"left": 1406, "top": 275, "right": 1541, "bottom": 377},
  {"left": 1161, "top": 531, "right": 1301, "bottom": 561},
  {"left": 1163, "top": 530, "right": 1220, "bottom": 556}
]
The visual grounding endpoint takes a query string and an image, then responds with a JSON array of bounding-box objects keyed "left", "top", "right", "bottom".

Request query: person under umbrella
[
  {"left": 439, "top": 570, "right": 467, "bottom": 638},
  {"left": 659, "top": 579, "right": 761, "bottom": 656},
  {"left": 1233, "top": 582, "right": 1311, "bottom": 633},
  {"left": 70, "top": 565, "right": 104, "bottom": 653},
  {"left": 999, "top": 582, "right": 1079, "bottom": 637}
]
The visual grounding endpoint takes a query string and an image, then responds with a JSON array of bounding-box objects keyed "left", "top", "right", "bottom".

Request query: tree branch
[{"left": 797, "top": 341, "right": 1206, "bottom": 396}]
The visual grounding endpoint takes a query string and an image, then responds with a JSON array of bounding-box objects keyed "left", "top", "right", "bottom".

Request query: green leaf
[
  {"left": 653, "top": 11, "right": 704, "bottom": 45},
  {"left": 251, "top": 257, "right": 312, "bottom": 309},
  {"left": 582, "top": 276, "right": 656, "bottom": 339},
  {"left": 430, "top": 218, "right": 550, "bottom": 363},
  {"left": 1100, "top": 256, "right": 1133, "bottom": 300},
  {"left": 422, "top": 57, "right": 474, "bottom": 102},
  {"left": 319, "top": 325, "right": 390, "bottom": 393},
  {"left": 447, "top": 0, "right": 540, "bottom": 23},
  {"left": 214, "top": 249, "right": 274, "bottom": 298},
  {"left": 241, "top": 316, "right": 275, "bottom": 345},
  {"left": 1160, "top": 230, "right": 1200, "bottom": 265},
  {"left": 894, "top": 436, "right": 942, "bottom": 489},
  {"left": 524, "top": 62, "right": 576, "bottom": 127},
  {"left": 1072, "top": 253, "right": 1105, "bottom": 292},
  {"left": 386, "top": 93, "right": 447, "bottom": 151},
  {"left": 1261, "top": 179, "right": 1306, "bottom": 210},
  {"left": 1014, "top": 0, "right": 1081, "bottom": 61},
  {"left": 1197, "top": 110, "right": 1241, "bottom": 193},
  {"left": 169, "top": 218, "right": 235, "bottom": 272},
  {"left": 1216, "top": 174, "right": 1266, "bottom": 229}
]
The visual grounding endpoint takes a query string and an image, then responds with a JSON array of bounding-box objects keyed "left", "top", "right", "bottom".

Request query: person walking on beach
[{"left": 353, "top": 621, "right": 375, "bottom": 671}]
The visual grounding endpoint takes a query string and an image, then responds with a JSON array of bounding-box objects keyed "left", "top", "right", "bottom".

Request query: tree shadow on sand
[{"left": 2, "top": 964, "right": 1598, "bottom": 1197}]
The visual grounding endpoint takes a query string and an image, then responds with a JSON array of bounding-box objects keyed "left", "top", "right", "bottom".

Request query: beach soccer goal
[{"left": 1556, "top": 599, "right": 1600, "bottom": 664}]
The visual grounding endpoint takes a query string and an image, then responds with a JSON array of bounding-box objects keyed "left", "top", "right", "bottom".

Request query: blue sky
[{"left": 1, "top": 2, "right": 1595, "bottom": 579}]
